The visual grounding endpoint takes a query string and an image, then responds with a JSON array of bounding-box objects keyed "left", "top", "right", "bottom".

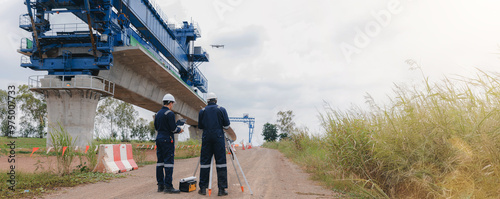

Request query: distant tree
[
  {"left": 1, "top": 120, "right": 8, "bottom": 137},
  {"left": 17, "top": 85, "right": 46, "bottom": 138},
  {"left": 148, "top": 120, "right": 156, "bottom": 139},
  {"left": 96, "top": 98, "right": 138, "bottom": 141},
  {"left": 19, "top": 121, "right": 37, "bottom": 137},
  {"left": 0, "top": 89, "right": 9, "bottom": 136},
  {"left": 96, "top": 97, "right": 118, "bottom": 138},
  {"left": 0, "top": 89, "right": 6, "bottom": 116},
  {"left": 276, "top": 110, "right": 295, "bottom": 140},
  {"left": 114, "top": 101, "right": 137, "bottom": 141},
  {"left": 262, "top": 122, "right": 278, "bottom": 142},
  {"left": 131, "top": 118, "right": 151, "bottom": 141},
  {"left": 279, "top": 132, "right": 288, "bottom": 141}
]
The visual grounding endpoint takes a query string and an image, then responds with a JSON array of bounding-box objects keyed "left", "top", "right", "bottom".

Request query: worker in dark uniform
[
  {"left": 155, "top": 93, "right": 183, "bottom": 194},
  {"left": 198, "top": 92, "right": 230, "bottom": 196}
]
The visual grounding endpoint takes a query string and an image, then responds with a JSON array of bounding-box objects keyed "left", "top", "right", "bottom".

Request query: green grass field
[
  {"left": 0, "top": 137, "right": 46, "bottom": 150},
  {"left": 0, "top": 136, "right": 200, "bottom": 156}
]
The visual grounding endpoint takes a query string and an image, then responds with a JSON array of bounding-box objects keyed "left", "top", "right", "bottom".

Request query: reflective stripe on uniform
[
  {"left": 216, "top": 164, "right": 227, "bottom": 168},
  {"left": 164, "top": 164, "right": 174, "bottom": 168},
  {"left": 157, "top": 163, "right": 164, "bottom": 166},
  {"left": 200, "top": 164, "right": 211, "bottom": 169},
  {"left": 164, "top": 110, "right": 172, "bottom": 115}
]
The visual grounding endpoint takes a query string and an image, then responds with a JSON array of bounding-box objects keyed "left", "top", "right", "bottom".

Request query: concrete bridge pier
[
  {"left": 30, "top": 75, "right": 114, "bottom": 148},
  {"left": 189, "top": 126, "right": 202, "bottom": 141}
]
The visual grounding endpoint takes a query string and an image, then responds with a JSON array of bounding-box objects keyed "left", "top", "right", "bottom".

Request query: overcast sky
[{"left": 2, "top": 0, "right": 500, "bottom": 145}]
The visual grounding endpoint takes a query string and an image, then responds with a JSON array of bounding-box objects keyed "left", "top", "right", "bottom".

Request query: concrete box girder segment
[{"left": 99, "top": 46, "right": 207, "bottom": 126}]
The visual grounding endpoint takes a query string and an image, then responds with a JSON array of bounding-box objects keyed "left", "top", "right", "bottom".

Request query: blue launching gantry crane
[
  {"left": 19, "top": 0, "right": 209, "bottom": 93},
  {"left": 229, "top": 114, "right": 255, "bottom": 144}
]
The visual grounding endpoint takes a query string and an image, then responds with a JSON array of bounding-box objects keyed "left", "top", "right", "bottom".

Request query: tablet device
[{"left": 176, "top": 118, "right": 187, "bottom": 126}]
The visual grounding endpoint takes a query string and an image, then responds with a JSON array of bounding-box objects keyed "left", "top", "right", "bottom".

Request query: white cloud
[{"left": 3, "top": 0, "right": 500, "bottom": 145}]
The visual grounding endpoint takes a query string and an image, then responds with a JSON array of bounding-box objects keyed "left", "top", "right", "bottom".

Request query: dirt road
[{"left": 43, "top": 147, "right": 340, "bottom": 198}]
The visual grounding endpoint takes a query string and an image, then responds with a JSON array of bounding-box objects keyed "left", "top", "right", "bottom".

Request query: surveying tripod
[{"left": 193, "top": 134, "right": 253, "bottom": 196}]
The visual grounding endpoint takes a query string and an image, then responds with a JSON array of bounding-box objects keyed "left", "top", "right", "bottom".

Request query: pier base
[{"left": 30, "top": 75, "right": 114, "bottom": 147}]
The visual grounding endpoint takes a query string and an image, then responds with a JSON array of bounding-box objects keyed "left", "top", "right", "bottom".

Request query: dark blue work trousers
[
  {"left": 156, "top": 138, "right": 175, "bottom": 188},
  {"left": 199, "top": 130, "right": 228, "bottom": 189}
]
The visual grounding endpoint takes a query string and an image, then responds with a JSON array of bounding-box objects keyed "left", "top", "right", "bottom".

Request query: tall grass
[
  {"left": 49, "top": 124, "right": 77, "bottom": 175},
  {"left": 178, "top": 139, "right": 201, "bottom": 159},
  {"left": 133, "top": 146, "right": 148, "bottom": 165},
  {"left": 79, "top": 143, "right": 98, "bottom": 172},
  {"left": 269, "top": 70, "right": 500, "bottom": 198},
  {"left": 325, "top": 70, "right": 500, "bottom": 198}
]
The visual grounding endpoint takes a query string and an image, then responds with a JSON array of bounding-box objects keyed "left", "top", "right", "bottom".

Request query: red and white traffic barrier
[{"left": 93, "top": 144, "right": 138, "bottom": 174}]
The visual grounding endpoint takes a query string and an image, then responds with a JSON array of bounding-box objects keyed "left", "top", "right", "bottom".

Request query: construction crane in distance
[{"left": 229, "top": 114, "right": 255, "bottom": 144}]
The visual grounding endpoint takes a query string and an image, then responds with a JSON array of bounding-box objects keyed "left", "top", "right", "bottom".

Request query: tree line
[
  {"left": 95, "top": 97, "right": 155, "bottom": 141},
  {"left": 1, "top": 85, "right": 46, "bottom": 137},
  {"left": 0, "top": 85, "right": 155, "bottom": 141},
  {"left": 262, "top": 110, "right": 295, "bottom": 142}
]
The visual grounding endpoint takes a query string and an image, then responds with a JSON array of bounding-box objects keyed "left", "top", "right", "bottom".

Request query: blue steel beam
[
  {"left": 19, "top": 0, "right": 209, "bottom": 92},
  {"left": 112, "top": 0, "right": 189, "bottom": 73}
]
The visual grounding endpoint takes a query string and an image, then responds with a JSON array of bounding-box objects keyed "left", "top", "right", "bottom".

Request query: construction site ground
[{"left": 2, "top": 147, "right": 341, "bottom": 198}]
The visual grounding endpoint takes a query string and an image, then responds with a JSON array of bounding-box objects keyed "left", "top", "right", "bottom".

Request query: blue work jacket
[
  {"left": 199, "top": 102, "right": 230, "bottom": 133},
  {"left": 154, "top": 106, "right": 181, "bottom": 140}
]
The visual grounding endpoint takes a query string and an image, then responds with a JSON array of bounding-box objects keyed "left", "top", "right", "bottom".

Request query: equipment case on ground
[{"left": 179, "top": 180, "right": 197, "bottom": 192}]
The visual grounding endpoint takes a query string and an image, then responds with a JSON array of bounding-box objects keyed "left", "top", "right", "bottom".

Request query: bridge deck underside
[{"left": 99, "top": 46, "right": 206, "bottom": 125}]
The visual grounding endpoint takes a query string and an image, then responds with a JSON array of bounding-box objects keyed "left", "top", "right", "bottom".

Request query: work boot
[
  {"left": 164, "top": 187, "right": 181, "bottom": 194},
  {"left": 218, "top": 188, "right": 228, "bottom": 196},
  {"left": 157, "top": 184, "right": 164, "bottom": 192},
  {"left": 198, "top": 188, "right": 206, "bottom": 195}
]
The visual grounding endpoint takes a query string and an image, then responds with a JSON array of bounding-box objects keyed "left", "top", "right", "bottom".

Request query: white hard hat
[
  {"left": 162, "top": 94, "right": 175, "bottom": 102},
  {"left": 207, "top": 92, "right": 217, "bottom": 100}
]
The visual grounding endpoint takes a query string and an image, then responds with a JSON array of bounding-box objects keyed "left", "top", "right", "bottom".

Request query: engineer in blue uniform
[
  {"left": 198, "top": 92, "right": 230, "bottom": 196},
  {"left": 155, "top": 93, "right": 183, "bottom": 194}
]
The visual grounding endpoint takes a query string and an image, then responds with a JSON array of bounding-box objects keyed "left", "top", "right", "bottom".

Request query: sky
[{"left": 2, "top": 0, "right": 500, "bottom": 145}]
